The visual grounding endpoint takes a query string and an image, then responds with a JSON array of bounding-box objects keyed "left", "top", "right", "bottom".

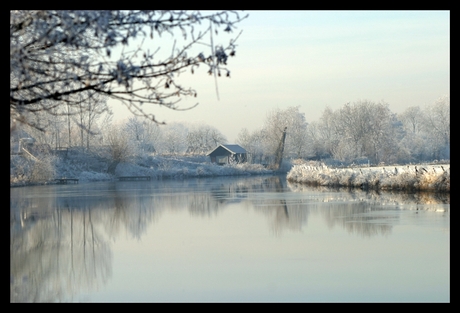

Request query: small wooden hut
[{"left": 207, "top": 144, "right": 247, "bottom": 165}]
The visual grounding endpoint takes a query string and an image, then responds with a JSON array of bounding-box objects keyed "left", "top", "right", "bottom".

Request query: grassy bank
[
  {"left": 10, "top": 152, "right": 274, "bottom": 187},
  {"left": 287, "top": 163, "right": 450, "bottom": 192}
]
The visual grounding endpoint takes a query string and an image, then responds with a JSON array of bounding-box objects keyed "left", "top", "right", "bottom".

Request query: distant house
[{"left": 207, "top": 144, "right": 247, "bottom": 165}]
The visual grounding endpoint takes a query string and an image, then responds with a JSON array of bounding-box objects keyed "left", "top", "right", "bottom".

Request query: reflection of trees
[
  {"left": 262, "top": 202, "right": 309, "bottom": 236},
  {"left": 104, "top": 187, "right": 156, "bottom": 240},
  {"left": 10, "top": 200, "right": 112, "bottom": 302},
  {"left": 286, "top": 181, "right": 449, "bottom": 237},
  {"left": 203, "top": 176, "right": 449, "bottom": 237},
  {"left": 287, "top": 181, "right": 450, "bottom": 207},
  {"left": 188, "top": 192, "right": 221, "bottom": 217},
  {"left": 248, "top": 176, "right": 310, "bottom": 235},
  {"left": 188, "top": 178, "right": 251, "bottom": 217},
  {"left": 10, "top": 176, "right": 450, "bottom": 301},
  {"left": 185, "top": 175, "right": 449, "bottom": 236},
  {"left": 315, "top": 201, "right": 393, "bottom": 237},
  {"left": 191, "top": 176, "right": 310, "bottom": 235},
  {"left": 10, "top": 183, "right": 159, "bottom": 302}
]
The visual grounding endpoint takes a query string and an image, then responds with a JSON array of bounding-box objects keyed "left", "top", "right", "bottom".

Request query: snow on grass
[
  {"left": 115, "top": 159, "right": 272, "bottom": 179},
  {"left": 112, "top": 154, "right": 272, "bottom": 179},
  {"left": 287, "top": 162, "right": 450, "bottom": 192},
  {"left": 10, "top": 150, "right": 274, "bottom": 186},
  {"left": 78, "top": 171, "right": 113, "bottom": 182}
]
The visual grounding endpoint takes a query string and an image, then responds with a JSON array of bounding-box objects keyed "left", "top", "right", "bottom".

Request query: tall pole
[
  {"left": 80, "top": 94, "right": 84, "bottom": 148},
  {"left": 273, "top": 127, "right": 287, "bottom": 170},
  {"left": 67, "top": 104, "right": 72, "bottom": 148}
]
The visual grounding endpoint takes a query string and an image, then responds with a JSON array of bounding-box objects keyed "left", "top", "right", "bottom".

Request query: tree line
[
  {"left": 11, "top": 95, "right": 449, "bottom": 168},
  {"left": 236, "top": 97, "right": 449, "bottom": 166},
  {"left": 10, "top": 11, "right": 449, "bottom": 167}
]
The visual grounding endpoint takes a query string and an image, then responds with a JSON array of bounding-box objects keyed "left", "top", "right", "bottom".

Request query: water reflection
[
  {"left": 10, "top": 199, "right": 112, "bottom": 302},
  {"left": 287, "top": 181, "right": 449, "bottom": 238},
  {"left": 10, "top": 176, "right": 449, "bottom": 302}
]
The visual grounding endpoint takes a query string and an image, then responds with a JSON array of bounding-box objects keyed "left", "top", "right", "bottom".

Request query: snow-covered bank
[
  {"left": 10, "top": 152, "right": 274, "bottom": 187},
  {"left": 114, "top": 159, "right": 273, "bottom": 180},
  {"left": 287, "top": 162, "right": 450, "bottom": 192}
]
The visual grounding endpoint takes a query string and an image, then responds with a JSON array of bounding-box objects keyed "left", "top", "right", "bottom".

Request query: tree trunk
[
  {"left": 67, "top": 107, "right": 72, "bottom": 148},
  {"left": 107, "top": 161, "right": 119, "bottom": 175}
]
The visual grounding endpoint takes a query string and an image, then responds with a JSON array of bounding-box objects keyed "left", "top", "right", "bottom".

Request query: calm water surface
[{"left": 10, "top": 175, "right": 449, "bottom": 302}]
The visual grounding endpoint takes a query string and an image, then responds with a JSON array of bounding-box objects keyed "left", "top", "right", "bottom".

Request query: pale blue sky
[{"left": 111, "top": 10, "right": 450, "bottom": 142}]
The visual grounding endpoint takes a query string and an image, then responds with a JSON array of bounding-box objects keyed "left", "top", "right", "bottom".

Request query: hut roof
[{"left": 207, "top": 144, "right": 247, "bottom": 156}]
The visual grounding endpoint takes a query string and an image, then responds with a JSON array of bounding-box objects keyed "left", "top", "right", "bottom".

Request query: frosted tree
[
  {"left": 70, "top": 90, "right": 109, "bottom": 149},
  {"left": 284, "top": 107, "right": 309, "bottom": 159},
  {"left": 333, "top": 102, "right": 369, "bottom": 161},
  {"left": 157, "top": 122, "right": 189, "bottom": 155},
  {"left": 262, "top": 106, "right": 309, "bottom": 159},
  {"left": 10, "top": 10, "right": 248, "bottom": 131},
  {"left": 105, "top": 122, "right": 132, "bottom": 174},
  {"left": 422, "top": 95, "right": 450, "bottom": 160},
  {"left": 307, "top": 106, "right": 341, "bottom": 160},
  {"left": 329, "top": 100, "right": 400, "bottom": 164},
  {"left": 398, "top": 97, "right": 450, "bottom": 162},
  {"left": 123, "top": 116, "right": 161, "bottom": 153},
  {"left": 399, "top": 106, "right": 424, "bottom": 134},
  {"left": 310, "top": 101, "right": 405, "bottom": 164},
  {"left": 398, "top": 106, "right": 429, "bottom": 161},
  {"left": 237, "top": 127, "right": 270, "bottom": 164},
  {"left": 22, "top": 107, "right": 65, "bottom": 149},
  {"left": 236, "top": 128, "right": 254, "bottom": 161},
  {"left": 186, "top": 124, "right": 227, "bottom": 154}
]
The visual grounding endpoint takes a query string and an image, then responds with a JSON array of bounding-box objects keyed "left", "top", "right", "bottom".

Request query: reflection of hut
[{"left": 207, "top": 144, "right": 247, "bottom": 165}]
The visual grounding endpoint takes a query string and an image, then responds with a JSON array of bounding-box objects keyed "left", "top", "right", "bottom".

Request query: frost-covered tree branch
[
  {"left": 186, "top": 124, "right": 226, "bottom": 154},
  {"left": 10, "top": 10, "right": 248, "bottom": 130}
]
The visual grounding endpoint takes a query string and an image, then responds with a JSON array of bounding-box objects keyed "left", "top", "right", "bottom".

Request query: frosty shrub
[
  {"left": 182, "top": 167, "right": 189, "bottom": 176},
  {"left": 105, "top": 123, "right": 132, "bottom": 174},
  {"left": 287, "top": 163, "right": 449, "bottom": 192},
  {"left": 29, "top": 155, "right": 57, "bottom": 182},
  {"left": 10, "top": 155, "right": 30, "bottom": 184},
  {"left": 11, "top": 152, "right": 57, "bottom": 184},
  {"left": 158, "top": 159, "right": 174, "bottom": 171},
  {"left": 196, "top": 166, "right": 206, "bottom": 176}
]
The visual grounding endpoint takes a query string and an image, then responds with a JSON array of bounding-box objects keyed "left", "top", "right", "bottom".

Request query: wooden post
[{"left": 272, "top": 127, "right": 287, "bottom": 170}]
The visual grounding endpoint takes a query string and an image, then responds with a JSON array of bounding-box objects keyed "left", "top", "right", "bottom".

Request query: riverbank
[
  {"left": 10, "top": 153, "right": 275, "bottom": 187},
  {"left": 287, "top": 163, "right": 450, "bottom": 193}
]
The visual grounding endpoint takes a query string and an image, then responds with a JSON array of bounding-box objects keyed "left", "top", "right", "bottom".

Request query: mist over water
[{"left": 11, "top": 176, "right": 449, "bottom": 302}]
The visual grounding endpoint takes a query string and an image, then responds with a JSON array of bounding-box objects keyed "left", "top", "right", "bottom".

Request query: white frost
[{"left": 287, "top": 162, "right": 450, "bottom": 192}]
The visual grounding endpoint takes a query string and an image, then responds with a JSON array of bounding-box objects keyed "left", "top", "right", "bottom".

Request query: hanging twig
[{"left": 210, "top": 20, "right": 220, "bottom": 101}]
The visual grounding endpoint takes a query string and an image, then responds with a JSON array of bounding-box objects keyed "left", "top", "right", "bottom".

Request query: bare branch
[{"left": 10, "top": 10, "right": 248, "bottom": 131}]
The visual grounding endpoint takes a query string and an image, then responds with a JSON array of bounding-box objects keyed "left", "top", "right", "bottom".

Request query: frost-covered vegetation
[
  {"left": 114, "top": 154, "right": 271, "bottom": 180},
  {"left": 287, "top": 161, "right": 450, "bottom": 192},
  {"left": 10, "top": 11, "right": 449, "bottom": 191},
  {"left": 11, "top": 11, "right": 247, "bottom": 130},
  {"left": 10, "top": 148, "right": 273, "bottom": 187}
]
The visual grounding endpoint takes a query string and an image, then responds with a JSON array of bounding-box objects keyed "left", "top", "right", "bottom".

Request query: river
[{"left": 10, "top": 175, "right": 450, "bottom": 302}]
